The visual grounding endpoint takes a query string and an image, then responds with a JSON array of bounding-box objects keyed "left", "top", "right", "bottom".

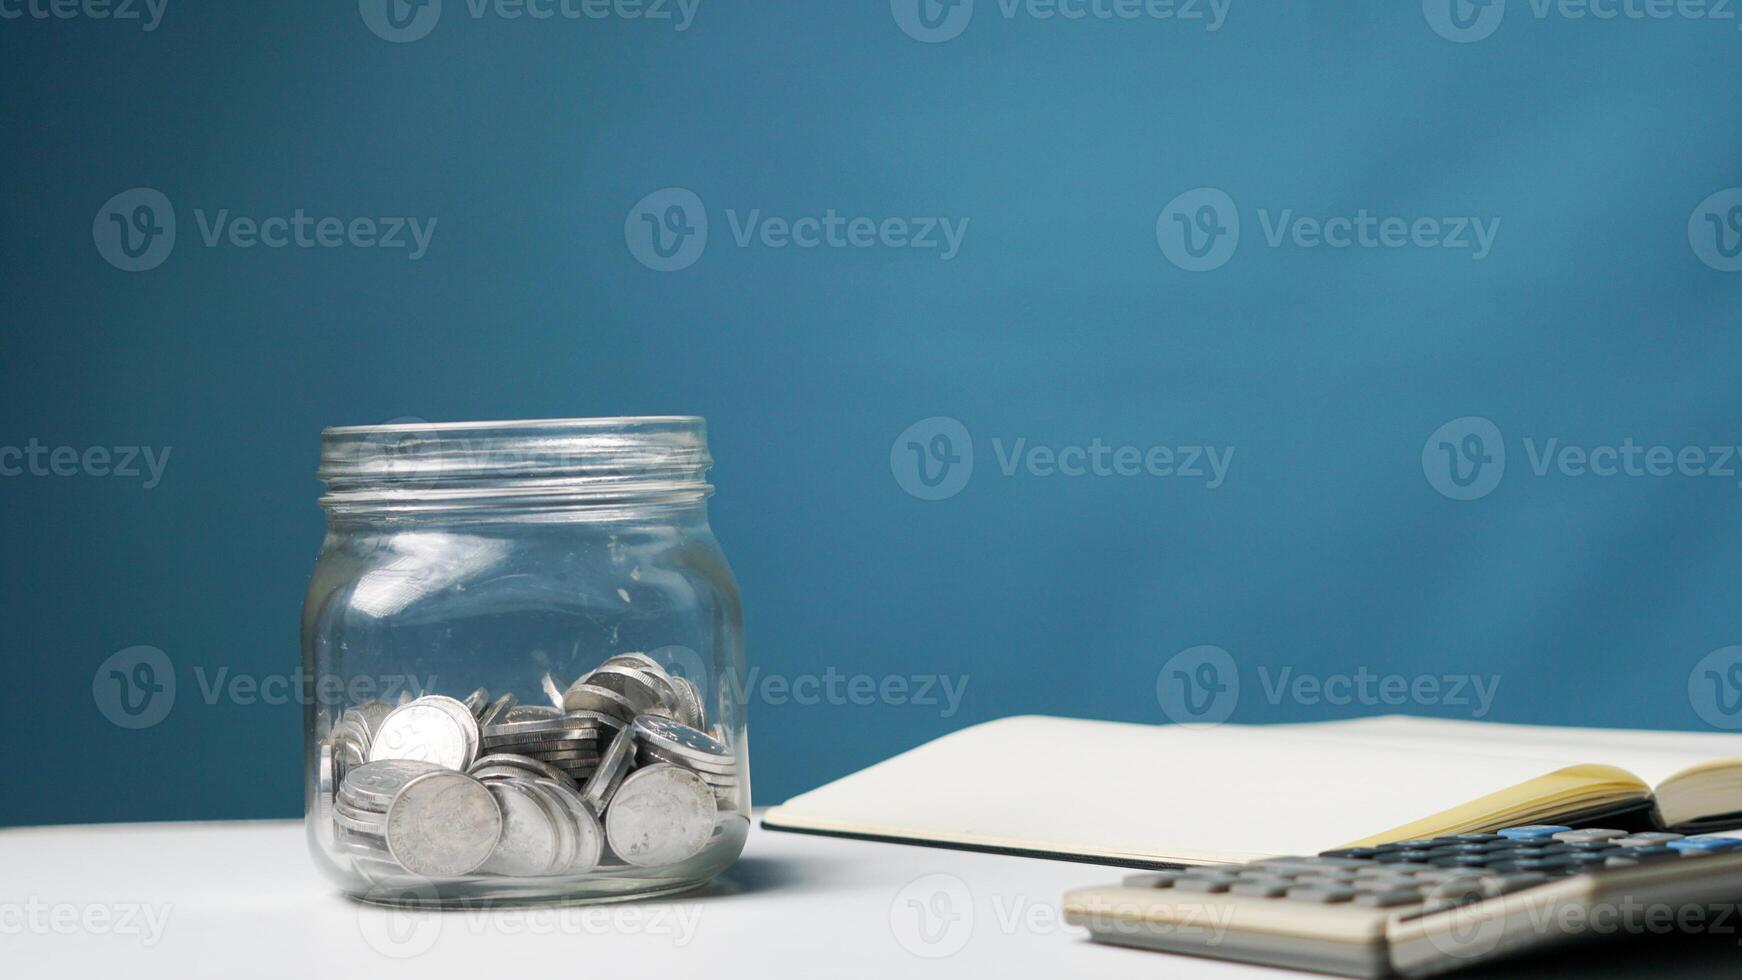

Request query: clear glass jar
[{"left": 301, "top": 417, "right": 748, "bottom": 906}]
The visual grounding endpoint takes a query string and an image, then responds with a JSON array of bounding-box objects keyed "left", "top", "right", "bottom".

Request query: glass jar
[{"left": 301, "top": 417, "right": 748, "bottom": 906}]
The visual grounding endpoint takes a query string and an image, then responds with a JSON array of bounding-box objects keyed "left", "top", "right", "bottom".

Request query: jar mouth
[{"left": 319, "top": 416, "right": 713, "bottom": 514}]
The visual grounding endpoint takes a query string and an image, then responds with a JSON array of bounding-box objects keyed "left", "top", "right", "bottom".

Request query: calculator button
[
  {"left": 1613, "top": 833, "right": 1684, "bottom": 847},
  {"left": 1497, "top": 825, "right": 1572, "bottom": 840},
  {"left": 1490, "top": 873, "right": 1549, "bottom": 893},
  {"left": 1552, "top": 829, "right": 1626, "bottom": 843},
  {"left": 1666, "top": 838, "right": 1742, "bottom": 853},
  {"left": 1230, "top": 880, "right": 1293, "bottom": 898},
  {"left": 1173, "top": 875, "right": 1240, "bottom": 893},
  {"left": 1121, "top": 872, "right": 1183, "bottom": 888},
  {"left": 1354, "top": 890, "right": 1425, "bottom": 908},
  {"left": 1256, "top": 857, "right": 1375, "bottom": 870},
  {"left": 1450, "top": 834, "right": 1504, "bottom": 843},
  {"left": 1285, "top": 886, "right": 1357, "bottom": 904},
  {"left": 1318, "top": 847, "right": 1380, "bottom": 859}
]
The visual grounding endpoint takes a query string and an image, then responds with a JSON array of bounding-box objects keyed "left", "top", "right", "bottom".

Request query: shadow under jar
[{"left": 302, "top": 417, "right": 748, "bottom": 907}]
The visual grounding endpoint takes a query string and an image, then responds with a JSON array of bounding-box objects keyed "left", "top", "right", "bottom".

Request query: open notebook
[{"left": 762, "top": 715, "right": 1742, "bottom": 867}]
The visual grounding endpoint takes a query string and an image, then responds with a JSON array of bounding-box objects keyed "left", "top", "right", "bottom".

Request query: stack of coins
[
  {"left": 469, "top": 760, "right": 604, "bottom": 875},
  {"left": 632, "top": 714, "right": 740, "bottom": 803},
  {"left": 563, "top": 653, "right": 706, "bottom": 730},
  {"left": 318, "top": 651, "right": 737, "bottom": 882},
  {"left": 479, "top": 702, "right": 618, "bottom": 785}
]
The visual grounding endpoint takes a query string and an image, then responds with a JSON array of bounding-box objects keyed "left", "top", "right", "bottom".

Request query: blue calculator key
[
  {"left": 1318, "top": 847, "right": 1380, "bottom": 859},
  {"left": 1498, "top": 826, "right": 1572, "bottom": 840},
  {"left": 1666, "top": 837, "right": 1742, "bottom": 853}
]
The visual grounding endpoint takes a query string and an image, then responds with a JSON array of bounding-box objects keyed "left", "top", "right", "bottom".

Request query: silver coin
[
  {"left": 601, "top": 651, "right": 666, "bottom": 675},
  {"left": 584, "top": 727, "right": 638, "bottom": 813},
  {"left": 484, "top": 713, "right": 608, "bottom": 738},
  {"left": 481, "top": 726, "right": 605, "bottom": 746},
  {"left": 478, "top": 692, "right": 518, "bottom": 729},
  {"left": 535, "top": 778, "right": 604, "bottom": 873},
  {"left": 585, "top": 665, "right": 669, "bottom": 713},
  {"left": 561, "top": 682, "right": 639, "bottom": 722},
  {"left": 358, "top": 700, "right": 396, "bottom": 738},
  {"left": 632, "top": 714, "right": 732, "bottom": 765},
  {"left": 315, "top": 743, "right": 337, "bottom": 850},
  {"left": 604, "top": 764, "right": 717, "bottom": 868},
  {"left": 339, "top": 707, "right": 377, "bottom": 750},
  {"left": 335, "top": 826, "right": 393, "bottom": 859},
  {"left": 540, "top": 671, "right": 569, "bottom": 710},
  {"left": 483, "top": 735, "right": 603, "bottom": 751},
  {"left": 468, "top": 753, "right": 572, "bottom": 784},
  {"left": 472, "top": 765, "right": 569, "bottom": 785},
  {"left": 369, "top": 696, "right": 480, "bottom": 770},
  {"left": 462, "top": 688, "right": 491, "bottom": 718},
  {"left": 333, "top": 800, "right": 389, "bottom": 836},
  {"left": 340, "top": 759, "right": 446, "bottom": 810},
  {"left": 384, "top": 771, "right": 502, "bottom": 878},
  {"left": 523, "top": 782, "right": 578, "bottom": 874},
  {"left": 637, "top": 746, "right": 737, "bottom": 785},
  {"left": 481, "top": 780, "right": 561, "bottom": 877},
  {"left": 671, "top": 675, "right": 707, "bottom": 729},
  {"left": 637, "top": 742, "right": 738, "bottom": 775},
  {"left": 503, "top": 704, "right": 563, "bottom": 724}
]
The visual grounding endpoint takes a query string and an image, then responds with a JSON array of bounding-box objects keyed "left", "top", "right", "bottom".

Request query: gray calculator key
[
  {"left": 1230, "top": 880, "right": 1293, "bottom": 898},
  {"left": 1354, "top": 890, "right": 1425, "bottom": 908},
  {"left": 1121, "top": 872, "right": 1182, "bottom": 888},
  {"left": 1261, "top": 856, "right": 1376, "bottom": 870},
  {"left": 1286, "top": 885, "right": 1357, "bottom": 904},
  {"left": 1174, "top": 875, "right": 1240, "bottom": 893},
  {"left": 1613, "top": 833, "right": 1684, "bottom": 847},
  {"left": 1553, "top": 829, "right": 1626, "bottom": 843}
]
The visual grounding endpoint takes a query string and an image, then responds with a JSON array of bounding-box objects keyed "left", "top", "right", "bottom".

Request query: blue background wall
[{"left": 3, "top": 1, "right": 1741, "bottom": 826}]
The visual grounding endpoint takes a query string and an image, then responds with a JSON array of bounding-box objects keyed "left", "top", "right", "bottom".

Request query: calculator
[{"left": 1062, "top": 825, "right": 1742, "bottom": 977}]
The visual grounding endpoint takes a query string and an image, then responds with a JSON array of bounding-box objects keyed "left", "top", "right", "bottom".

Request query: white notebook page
[
  {"left": 1278, "top": 716, "right": 1742, "bottom": 788},
  {"left": 767, "top": 715, "right": 1594, "bottom": 864}
]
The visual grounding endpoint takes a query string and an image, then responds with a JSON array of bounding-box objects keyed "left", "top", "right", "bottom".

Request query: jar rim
[
  {"left": 318, "top": 416, "right": 713, "bottom": 515},
  {"left": 322, "top": 415, "right": 704, "bottom": 437}
]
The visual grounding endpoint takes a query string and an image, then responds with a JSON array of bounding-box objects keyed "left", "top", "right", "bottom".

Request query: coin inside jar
[
  {"left": 340, "top": 759, "right": 446, "bottom": 810},
  {"left": 384, "top": 770, "right": 503, "bottom": 878},
  {"left": 481, "top": 779, "right": 562, "bottom": 877},
  {"left": 369, "top": 696, "right": 481, "bottom": 771},
  {"left": 603, "top": 763, "right": 717, "bottom": 868}
]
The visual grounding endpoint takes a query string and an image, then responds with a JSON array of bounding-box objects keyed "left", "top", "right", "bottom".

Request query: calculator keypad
[{"left": 1125, "top": 826, "right": 1741, "bottom": 912}]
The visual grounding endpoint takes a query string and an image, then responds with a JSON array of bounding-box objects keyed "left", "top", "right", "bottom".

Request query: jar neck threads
[{"left": 317, "top": 417, "right": 713, "bottom": 519}]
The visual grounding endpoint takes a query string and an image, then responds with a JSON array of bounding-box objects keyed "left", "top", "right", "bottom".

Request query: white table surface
[{"left": 3, "top": 818, "right": 1735, "bottom": 978}]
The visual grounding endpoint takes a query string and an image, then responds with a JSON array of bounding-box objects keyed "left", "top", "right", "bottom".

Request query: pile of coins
[{"left": 318, "top": 653, "right": 742, "bottom": 881}]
